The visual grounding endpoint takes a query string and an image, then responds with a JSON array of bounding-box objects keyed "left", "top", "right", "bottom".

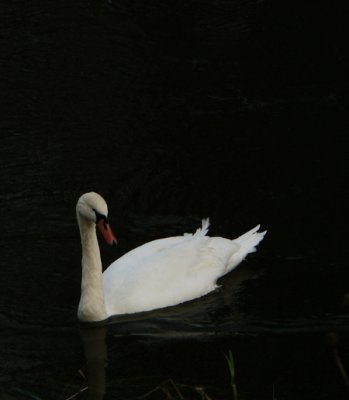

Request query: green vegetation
[{"left": 224, "top": 350, "right": 238, "bottom": 400}]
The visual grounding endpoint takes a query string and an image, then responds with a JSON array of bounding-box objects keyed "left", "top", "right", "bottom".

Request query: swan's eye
[{"left": 93, "top": 208, "right": 107, "bottom": 223}]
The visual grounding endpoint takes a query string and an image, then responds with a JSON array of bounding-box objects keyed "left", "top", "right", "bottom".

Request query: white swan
[{"left": 76, "top": 192, "right": 266, "bottom": 322}]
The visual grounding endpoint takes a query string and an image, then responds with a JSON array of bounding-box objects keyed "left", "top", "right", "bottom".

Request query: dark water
[{"left": 1, "top": 1, "right": 348, "bottom": 399}]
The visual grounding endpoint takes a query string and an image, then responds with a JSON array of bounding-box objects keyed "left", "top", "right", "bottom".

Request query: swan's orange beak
[{"left": 97, "top": 219, "right": 117, "bottom": 247}]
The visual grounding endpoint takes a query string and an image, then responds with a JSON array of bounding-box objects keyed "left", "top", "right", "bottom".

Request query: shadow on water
[
  {"left": 1, "top": 0, "right": 348, "bottom": 399},
  {"left": 80, "top": 327, "right": 106, "bottom": 400}
]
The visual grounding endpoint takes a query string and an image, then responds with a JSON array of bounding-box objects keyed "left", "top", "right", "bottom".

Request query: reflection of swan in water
[
  {"left": 80, "top": 326, "right": 107, "bottom": 400},
  {"left": 76, "top": 192, "right": 266, "bottom": 322}
]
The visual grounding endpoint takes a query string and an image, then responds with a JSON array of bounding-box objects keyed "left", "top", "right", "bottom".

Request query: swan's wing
[{"left": 104, "top": 218, "right": 211, "bottom": 277}]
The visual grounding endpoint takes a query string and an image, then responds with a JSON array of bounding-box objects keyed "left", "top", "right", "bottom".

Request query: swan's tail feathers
[
  {"left": 228, "top": 225, "right": 266, "bottom": 270},
  {"left": 236, "top": 225, "right": 266, "bottom": 250},
  {"left": 194, "top": 218, "right": 210, "bottom": 237}
]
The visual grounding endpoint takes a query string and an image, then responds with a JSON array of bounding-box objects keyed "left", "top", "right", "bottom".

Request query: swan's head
[
  {"left": 77, "top": 192, "right": 117, "bottom": 246},
  {"left": 77, "top": 192, "right": 108, "bottom": 222}
]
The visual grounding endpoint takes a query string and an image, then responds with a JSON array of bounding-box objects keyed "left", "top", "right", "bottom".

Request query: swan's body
[{"left": 77, "top": 193, "right": 266, "bottom": 322}]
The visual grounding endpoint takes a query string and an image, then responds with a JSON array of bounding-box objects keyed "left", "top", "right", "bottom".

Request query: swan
[{"left": 76, "top": 192, "right": 266, "bottom": 322}]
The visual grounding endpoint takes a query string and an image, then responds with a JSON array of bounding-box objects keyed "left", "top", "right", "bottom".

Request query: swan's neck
[{"left": 77, "top": 215, "right": 107, "bottom": 322}]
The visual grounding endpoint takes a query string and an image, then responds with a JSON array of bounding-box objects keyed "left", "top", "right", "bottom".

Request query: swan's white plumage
[{"left": 76, "top": 193, "right": 266, "bottom": 322}]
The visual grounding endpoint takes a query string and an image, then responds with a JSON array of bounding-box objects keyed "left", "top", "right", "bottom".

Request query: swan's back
[{"left": 103, "top": 220, "right": 265, "bottom": 316}]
